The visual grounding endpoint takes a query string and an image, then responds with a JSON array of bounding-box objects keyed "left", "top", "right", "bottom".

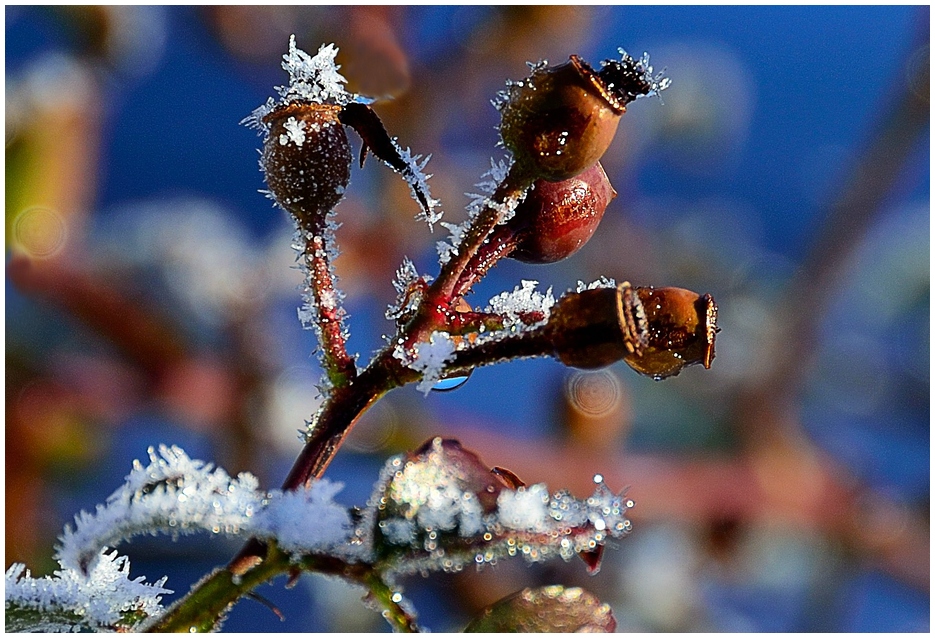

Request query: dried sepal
[{"left": 339, "top": 103, "right": 440, "bottom": 224}]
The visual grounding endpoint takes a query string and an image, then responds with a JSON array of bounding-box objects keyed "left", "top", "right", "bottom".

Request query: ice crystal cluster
[
  {"left": 437, "top": 157, "right": 517, "bottom": 265},
  {"left": 367, "top": 438, "right": 633, "bottom": 576},
  {"left": 242, "top": 36, "right": 365, "bottom": 132},
  {"left": 486, "top": 280, "right": 555, "bottom": 329},
  {"left": 5, "top": 550, "right": 170, "bottom": 632}
]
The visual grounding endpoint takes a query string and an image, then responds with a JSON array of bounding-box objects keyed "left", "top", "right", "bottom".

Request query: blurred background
[{"left": 5, "top": 5, "right": 929, "bottom": 632}]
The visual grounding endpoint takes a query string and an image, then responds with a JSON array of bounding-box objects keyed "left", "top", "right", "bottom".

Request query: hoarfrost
[
  {"left": 386, "top": 257, "right": 430, "bottom": 321},
  {"left": 241, "top": 37, "right": 371, "bottom": 134},
  {"left": 618, "top": 48, "right": 672, "bottom": 98},
  {"left": 486, "top": 280, "right": 555, "bottom": 328},
  {"left": 575, "top": 276, "right": 617, "bottom": 293},
  {"left": 388, "top": 141, "right": 442, "bottom": 229},
  {"left": 279, "top": 116, "right": 307, "bottom": 147},
  {"left": 402, "top": 331, "right": 457, "bottom": 395},
  {"left": 497, "top": 484, "right": 551, "bottom": 532},
  {"left": 55, "top": 445, "right": 353, "bottom": 575},
  {"left": 368, "top": 446, "right": 634, "bottom": 575},
  {"left": 5, "top": 549, "right": 170, "bottom": 632},
  {"left": 436, "top": 157, "right": 517, "bottom": 265}
]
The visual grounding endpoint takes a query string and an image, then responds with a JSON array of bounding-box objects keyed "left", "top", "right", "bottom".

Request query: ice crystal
[
  {"left": 5, "top": 549, "right": 171, "bottom": 632},
  {"left": 436, "top": 157, "right": 518, "bottom": 264},
  {"left": 486, "top": 280, "right": 555, "bottom": 329},
  {"left": 279, "top": 115, "right": 307, "bottom": 147},
  {"left": 386, "top": 258, "right": 430, "bottom": 322},
  {"left": 617, "top": 48, "right": 671, "bottom": 98},
  {"left": 575, "top": 276, "right": 617, "bottom": 293},
  {"left": 402, "top": 332, "right": 457, "bottom": 395},
  {"left": 368, "top": 445, "right": 633, "bottom": 577},
  {"left": 241, "top": 37, "right": 371, "bottom": 134},
  {"left": 497, "top": 484, "right": 551, "bottom": 532},
  {"left": 390, "top": 141, "right": 442, "bottom": 229},
  {"left": 55, "top": 445, "right": 353, "bottom": 576}
]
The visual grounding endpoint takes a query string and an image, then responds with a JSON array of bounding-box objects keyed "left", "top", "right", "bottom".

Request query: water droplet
[{"left": 431, "top": 368, "right": 473, "bottom": 392}]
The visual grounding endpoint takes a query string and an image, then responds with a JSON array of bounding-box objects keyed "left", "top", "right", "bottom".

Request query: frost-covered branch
[
  {"left": 56, "top": 445, "right": 353, "bottom": 576},
  {"left": 6, "top": 550, "right": 171, "bottom": 633}
]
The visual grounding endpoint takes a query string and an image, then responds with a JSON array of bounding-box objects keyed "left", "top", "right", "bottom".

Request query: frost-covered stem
[
  {"left": 303, "top": 233, "right": 357, "bottom": 388},
  {"left": 429, "top": 164, "right": 532, "bottom": 301},
  {"left": 228, "top": 351, "right": 416, "bottom": 574},
  {"left": 149, "top": 543, "right": 416, "bottom": 633},
  {"left": 445, "top": 328, "right": 555, "bottom": 378},
  {"left": 452, "top": 224, "right": 520, "bottom": 298}
]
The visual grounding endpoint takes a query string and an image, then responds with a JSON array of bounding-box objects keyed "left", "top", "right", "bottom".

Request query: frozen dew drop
[
  {"left": 391, "top": 592, "right": 403, "bottom": 603},
  {"left": 593, "top": 473, "right": 604, "bottom": 484}
]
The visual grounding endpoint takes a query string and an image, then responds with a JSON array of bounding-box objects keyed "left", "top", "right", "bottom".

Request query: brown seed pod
[
  {"left": 545, "top": 283, "right": 717, "bottom": 377},
  {"left": 623, "top": 287, "right": 718, "bottom": 379},
  {"left": 547, "top": 282, "right": 647, "bottom": 370},
  {"left": 498, "top": 52, "right": 666, "bottom": 182},
  {"left": 260, "top": 102, "right": 352, "bottom": 233},
  {"left": 509, "top": 162, "right": 617, "bottom": 264}
]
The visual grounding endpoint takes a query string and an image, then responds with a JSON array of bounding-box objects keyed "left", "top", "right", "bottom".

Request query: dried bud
[
  {"left": 260, "top": 102, "right": 351, "bottom": 232},
  {"left": 546, "top": 282, "right": 646, "bottom": 370},
  {"left": 623, "top": 287, "right": 718, "bottom": 379},
  {"left": 509, "top": 162, "right": 616, "bottom": 264},
  {"left": 498, "top": 51, "right": 667, "bottom": 182}
]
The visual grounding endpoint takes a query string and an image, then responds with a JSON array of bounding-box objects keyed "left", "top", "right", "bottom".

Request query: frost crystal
[
  {"left": 575, "top": 276, "right": 617, "bottom": 293},
  {"left": 390, "top": 141, "right": 443, "bottom": 229},
  {"left": 437, "top": 157, "right": 518, "bottom": 264},
  {"left": 241, "top": 36, "right": 370, "bottom": 133},
  {"left": 486, "top": 280, "right": 555, "bottom": 328},
  {"left": 497, "top": 484, "right": 551, "bottom": 532},
  {"left": 368, "top": 444, "right": 634, "bottom": 576},
  {"left": 618, "top": 48, "right": 672, "bottom": 98},
  {"left": 54, "top": 445, "right": 353, "bottom": 575},
  {"left": 386, "top": 258, "right": 430, "bottom": 322},
  {"left": 5, "top": 550, "right": 171, "bottom": 632},
  {"left": 400, "top": 331, "right": 457, "bottom": 395},
  {"left": 279, "top": 116, "right": 307, "bottom": 146}
]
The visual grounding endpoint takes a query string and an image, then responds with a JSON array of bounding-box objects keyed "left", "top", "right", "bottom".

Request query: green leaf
[{"left": 463, "top": 585, "right": 616, "bottom": 633}]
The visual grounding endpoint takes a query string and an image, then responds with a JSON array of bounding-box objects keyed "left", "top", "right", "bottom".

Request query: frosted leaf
[
  {"left": 5, "top": 549, "right": 171, "bottom": 632},
  {"left": 486, "top": 280, "right": 555, "bottom": 328},
  {"left": 575, "top": 276, "right": 617, "bottom": 293},
  {"left": 54, "top": 445, "right": 354, "bottom": 575}
]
